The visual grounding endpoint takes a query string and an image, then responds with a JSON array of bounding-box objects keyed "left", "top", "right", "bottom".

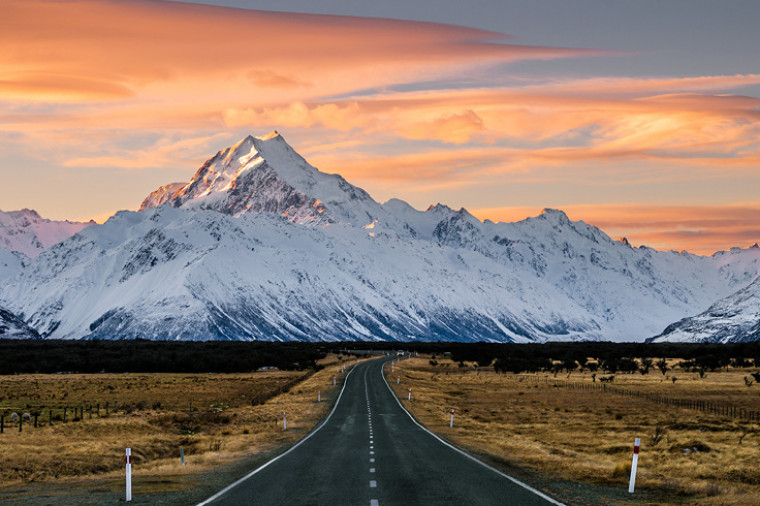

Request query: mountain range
[{"left": 0, "top": 132, "right": 758, "bottom": 342}]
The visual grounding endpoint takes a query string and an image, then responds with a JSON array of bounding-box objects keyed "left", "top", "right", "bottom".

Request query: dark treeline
[
  {"left": 334, "top": 341, "right": 760, "bottom": 374},
  {"left": 3, "top": 339, "right": 760, "bottom": 375},
  {"left": 0, "top": 340, "right": 329, "bottom": 374}
]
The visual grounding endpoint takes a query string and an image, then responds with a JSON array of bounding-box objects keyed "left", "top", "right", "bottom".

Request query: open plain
[{"left": 386, "top": 356, "right": 760, "bottom": 505}]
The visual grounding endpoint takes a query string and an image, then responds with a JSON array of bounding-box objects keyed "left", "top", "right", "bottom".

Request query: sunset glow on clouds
[{"left": 1, "top": 0, "right": 759, "bottom": 255}]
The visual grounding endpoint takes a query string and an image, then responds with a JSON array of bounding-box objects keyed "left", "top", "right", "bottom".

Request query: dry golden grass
[
  {"left": 0, "top": 354, "right": 361, "bottom": 492},
  {"left": 387, "top": 357, "right": 760, "bottom": 505}
]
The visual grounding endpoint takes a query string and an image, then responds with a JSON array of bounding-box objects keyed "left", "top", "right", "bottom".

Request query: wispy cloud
[{"left": 1, "top": 0, "right": 758, "bottom": 254}]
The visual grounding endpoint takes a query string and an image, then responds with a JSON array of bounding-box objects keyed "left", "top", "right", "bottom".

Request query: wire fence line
[
  {"left": 515, "top": 374, "right": 760, "bottom": 423},
  {"left": 0, "top": 370, "right": 323, "bottom": 434}
]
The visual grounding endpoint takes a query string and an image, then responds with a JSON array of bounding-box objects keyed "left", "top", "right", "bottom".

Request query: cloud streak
[{"left": 1, "top": 0, "right": 758, "bottom": 254}]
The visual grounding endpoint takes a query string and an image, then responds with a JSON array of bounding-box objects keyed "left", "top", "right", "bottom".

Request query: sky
[{"left": 1, "top": 0, "right": 759, "bottom": 255}]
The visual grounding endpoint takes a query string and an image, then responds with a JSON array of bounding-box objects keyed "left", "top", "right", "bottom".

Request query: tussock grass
[
  {"left": 0, "top": 354, "right": 356, "bottom": 493},
  {"left": 387, "top": 357, "right": 760, "bottom": 505}
]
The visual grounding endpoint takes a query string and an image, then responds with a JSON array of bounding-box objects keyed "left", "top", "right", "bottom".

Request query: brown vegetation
[
  {"left": 0, "top": 354, "right": 358, "bottom": 498},
  {"left": 387, "top": 357, "right": 760, "bottom": 505}
]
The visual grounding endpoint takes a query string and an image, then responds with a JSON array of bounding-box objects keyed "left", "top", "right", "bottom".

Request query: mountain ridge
[{"left": 2, "top": 132, "right": 759, "bottom": 343}]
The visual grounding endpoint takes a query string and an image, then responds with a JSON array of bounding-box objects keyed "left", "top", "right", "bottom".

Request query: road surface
[{"left": 198, "top": 357, "right": 563, "bottom": 506}]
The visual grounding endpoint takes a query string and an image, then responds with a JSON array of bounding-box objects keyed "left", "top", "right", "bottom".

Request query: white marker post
[
  {"left": 333, "top": 376, "right": 336, "bottom": 385},
  {"left": 125, "top": 448, "right": 132, "bottom": 502},
  {"left": 408, "top": 388, "right": 412, "bottom": 401},
  {"left": 283, "top": 411, "right": 287, "bottom": 430},
  {"left": 391, "top": 361, "right": 394, "bottom": 372},
  {"left": 397, "top": 377, "right": 400, "bottom": 384},
  {"left": 450, "top": 409, "right": 455, "bottom": 428},
  {"left": 318, "top": 391, "right": 321, "bottom": 403},
  {"left": 629, "top": 438, "right": 640, "bottom": 493}
]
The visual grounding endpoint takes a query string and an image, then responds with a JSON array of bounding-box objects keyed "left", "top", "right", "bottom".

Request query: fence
[
  {"left": 0, "top": 370, "right": 318, "bottom": 434},
  {"left": 516, "top": 374, "right": 760, "bottom": 422}
]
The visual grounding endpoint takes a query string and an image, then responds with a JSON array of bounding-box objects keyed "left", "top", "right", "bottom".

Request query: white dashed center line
[
  {"left": 370, "top": 468, "right": 375, "bottom": 473},
  {"left": 370, "top": 500, "right": 379, "bottom": 506},
  {"left": 370, "top": 458, "right": 375, "bottom": 463},
  {"left": 370, "top": 480, "right": 377, "bottom": 488}
]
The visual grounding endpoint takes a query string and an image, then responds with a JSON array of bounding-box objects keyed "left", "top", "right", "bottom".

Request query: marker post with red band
[
  {"left": 125, "top": 447, "right": 132, "bottom": 502},
  {"left": 450, "top": 409, "right": 455, "bottom": 428},
  {"left": 629, "top": 438, "right": 640, "bottom": 493}
]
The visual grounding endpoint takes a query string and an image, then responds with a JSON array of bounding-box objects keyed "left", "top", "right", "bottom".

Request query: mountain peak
[
  {"left": 539, "top": 208, "right": 571, "bottom": 225},
  {"left": 259, "top": 130, "right": 281, "bottom": 141},
  {"left": 138, "top": 131, "right": 383, "bottom": 225}
]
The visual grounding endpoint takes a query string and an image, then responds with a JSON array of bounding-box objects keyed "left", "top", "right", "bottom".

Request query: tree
[
  {"left": 639, "top": 357, "right": 654, "bottom": 375},
  {"left": 656, "top": 358, "right": 669, "bottom": 376}
]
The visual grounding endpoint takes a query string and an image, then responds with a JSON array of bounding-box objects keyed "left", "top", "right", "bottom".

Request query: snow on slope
[
  {"left": 0, "top": 247, "right": 26, "bottom": 281},
  {"left": 4, "top": 133, "right": 760, "bottom": 343},
  {"left": 650, "top": 274, "right": 760, "bottom": 343},
  {"left": 140, "top": 131, "right": 390, "bottom": 228},
  {"left": 0, "top": 207, "right": 600, "bottom": 342},
  {"left": 479, "top": 210, "right": 760, "bottom": 340},
  {"left": 0, "top": 209, "right": 94, "bottom": 258},
  {"left": 0, "top": 306, "right": 39, "bottom": 339}
]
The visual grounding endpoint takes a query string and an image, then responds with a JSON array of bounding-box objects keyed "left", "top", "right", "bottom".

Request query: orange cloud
[
  {"left": 2, "top": 0, "right": 759, "bottom": 256},
  {"left": 0, "top": 0, "right": 594, "bottom": 104}
]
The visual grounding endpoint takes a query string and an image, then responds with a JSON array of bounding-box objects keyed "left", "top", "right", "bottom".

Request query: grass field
[
  {"left": 0, "top": 354, "right": 361, "bottom": 502},
  {"left": 386, "top": 357, "right": 760, "bottom": 506}
]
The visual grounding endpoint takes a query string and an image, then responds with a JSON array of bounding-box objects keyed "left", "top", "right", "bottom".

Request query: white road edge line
[
  {"left": 380, "top": 360, "right": 566, "bottom": 506},
  {"left": 195, "top": 364, "right": 361, "bottom": 506}
]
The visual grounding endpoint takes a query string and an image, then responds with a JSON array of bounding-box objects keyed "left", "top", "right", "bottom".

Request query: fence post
[
  {"left": 34, "top": 414, "right": 38, "bottom": 428},
  {"left": 180, "top": 447, "right": 185, "bottom": 466},
  {"left": 1, "top": 415, "right": 4, "bottom": 434}
]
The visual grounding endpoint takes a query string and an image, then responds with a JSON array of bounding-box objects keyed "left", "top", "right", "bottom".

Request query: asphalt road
[{"left": 198, "top": 357, "right": 564, "bottom": 506}]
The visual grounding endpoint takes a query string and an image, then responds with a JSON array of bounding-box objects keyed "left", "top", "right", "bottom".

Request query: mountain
[
  {"left": 0, "top": 246, "right": 26, "bottom": 281},
  {"left": 0, "top": 306, "right": 40, "bottom": 339},
  {"left": 139, "top": 131, "right": 388, "bottom": 228},
  {"left": 649, "top": 274, "right": 760, "bottom": 343},
  {"left": 0, "top": 209, "right": 94, "bottom": 258},
  {"left": 2, "top": 132, "right": 760, "bottom": 343}
]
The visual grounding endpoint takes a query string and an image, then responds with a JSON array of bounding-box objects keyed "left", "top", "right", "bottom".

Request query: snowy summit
[{"left": 1, "top": 132, "right": 759, "bottom": 343}]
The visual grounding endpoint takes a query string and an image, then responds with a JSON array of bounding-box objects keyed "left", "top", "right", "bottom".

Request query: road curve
[{"left": 197, "top": 357, "right": 564, "bottom": 506}]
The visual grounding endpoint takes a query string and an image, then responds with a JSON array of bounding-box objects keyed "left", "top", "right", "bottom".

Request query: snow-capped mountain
[
  {"left": 140, "top": 131, "right": 388, "bottom": 228},
  {"left": 0, "top": 306, "right": 40, "bottom": 339},
  {"left": 0, "top": 209, "right": 94, "bottom": 258},
  {"left": 650, "top": 274, "right": 760, "bottom": 343},
  {"left": 2, "top": 132, "right": 760, "bottom": 343}
]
